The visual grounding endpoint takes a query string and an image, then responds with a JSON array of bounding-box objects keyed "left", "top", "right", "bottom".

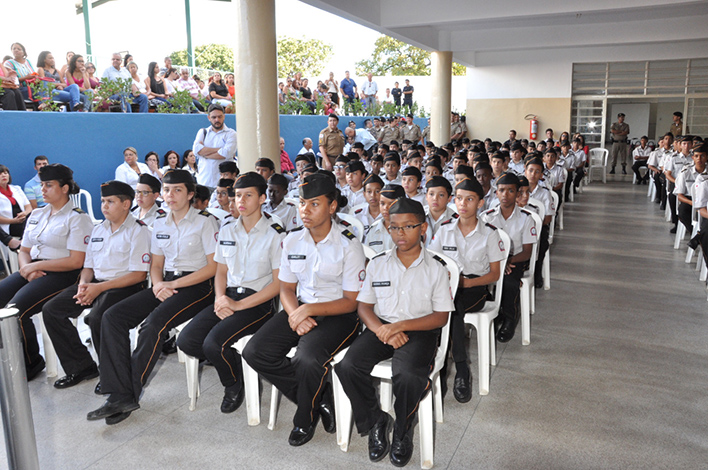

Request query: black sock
[{"left": 455, "top": 361, "right": 469, "bottom": 380}]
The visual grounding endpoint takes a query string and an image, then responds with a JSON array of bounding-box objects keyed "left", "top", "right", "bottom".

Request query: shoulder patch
[
  {"left": 372, "top": 252, "right": 386, "bottom": 260},
  {"left": 270, "top": 223, "right": 286, "bottom": 234},
  {"left": 263, "top": 212, "right": 272, "bottom": 219},
  {"left": 286, "top": 202, "right": 295, "bottom": 207},
  {"left": 485, "top": 208, "right": 495, "bottom": 214},
  {"left": 199, "top": 210, "right": 214, "bottom": 218},
  {"left": 136, "top": 219, "right": 147, "bottom": 226},
  {"left": 485, "top": 223, "right": 497, "bottom": 230},
  {"left": 342, "top": 229, "right": 356, "bottom": 240},
  {"left": 291, "top": 226, "right": 305, "bottom": 232},
  {"left": 452, "top": 213, "right": 459, "bottom": 219},
  {"left": 72, "top": 207, "right": 85, "bottom": 214},
  {"left": 156, "top": 210, "right": 168, "bottom": 219},
  {"left": 340, "top": 219, "right": 351, "bottom": 227},
  {"left": 354, "top": 208, "right": 363, "bottom": 214},
  {"left": 432, "top": 254, "right": 447, "bottom": 266},
  {"left": 156, "top": 208, "right": 166, "bottom": 215},
  {"left": 441, "top": 218, "right": 455, "bottom": 226}
]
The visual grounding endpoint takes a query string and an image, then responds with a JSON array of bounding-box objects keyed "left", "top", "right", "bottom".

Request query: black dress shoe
[
  {"left": 368, "top": 413, "right": 393, "bottom": 462},
  {"left": 670, "top": 226, "right": 677, "bottom": 234},
  {"left": 54, "top": 364, "right": 99, "bottom": 389},
  {"left": 105, "top": 411, "right": 132, "bottom": 425},
  {"left": 622, "top": 166, "right": 627, "bottom": 175},
  {"left": 496, "top": 319, "right": 517, "bottom": 343},
  {"left": 319, "top": 401, "right": 336, "bottom": 434},
  {"left": 162, "top": 335, "right": 178, "bottom": 355},
  {"left": 609, "top": 167, "right": 615, "bottom": 174},
  {"left": 26, "top": 357, "right": 46, "bottom": 381},
  {"left": 288, "top": 415, "right": 319, "bottom": 447},
  {"left": 220, "top": 386, "right": 244, "bottom": 414},
  {"left": 453, "top": 376, "right": 472, "bottom": 403},
  {"left": 390, "top": 432, "right": 414, "bottom": 467},
  {"left": 688, "top": 235, "right": 700, "bottom": 250},
  {"left": 94, "top": 382, "right": 106, "bottom": 395},
  {"left": 87, "top": 399, "right": 140, "bottom": 421}
]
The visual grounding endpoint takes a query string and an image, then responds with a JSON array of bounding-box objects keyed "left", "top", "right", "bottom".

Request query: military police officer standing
[{"left": 609, "top": 113, "right": 630, "bottom": 175}]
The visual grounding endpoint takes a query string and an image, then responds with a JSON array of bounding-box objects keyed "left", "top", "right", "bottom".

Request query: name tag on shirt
[
  {"left": 372, "top": 281, "right": 391, "bottom": 287},
  {"left": 156, "top": 234, "right": 170, "bottom": 239},
  {"left": 28, "top": 220, "right": 39, "bottom": 225},
  {"left": 91, "top": 238, "right": 104, "bottom": 243},
  {"left": 368, "top": 241, "right": 383, "bottom": 246},
  {"left": 288, "top": 255, "right": 306, "bottom": 260},
  {"left": 442, "top": 246, "right": 457, "bottom": 251},
  {"left": 220, "top": 241, "right": 236, "bottom": 246}
]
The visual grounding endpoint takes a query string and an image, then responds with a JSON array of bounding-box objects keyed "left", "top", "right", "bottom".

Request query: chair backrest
[
  {"left": 526, "top": 211, "right": 542, "bottom": 278},
  {"left": 348, "top": 202, "right": 367, "bottom": 215},
  {"left": 337, "top": 213, "right": 365, "bottom": 241},
  {"left": 362, "top": 244, "right": 377, "bottom": 261},
  {"left": 425, "top": 250, "right": 460, "bottom": 374},
  {"left": 547, "top": 191, "right": 559, "bottom": 241},
  {"left": 284, "top": 197, "right": 299, "bottom": 206},
  {"left": 207, "top": 207, "right": 230, "bottom": 220},
  {"left": 70, "top": 189, "right": 100, "bottom": 224},
  {"left": 691, "top": 182, "right": 699, "bottom": 223},
  {"left": 589, "top": 148, "right": 608, "bottom": 166},
  {"left": 487, "top": 229, "right": 511, "bottom": 313},
  {"left": 527, "top": 196, "right": 546, "bottom": 221}
]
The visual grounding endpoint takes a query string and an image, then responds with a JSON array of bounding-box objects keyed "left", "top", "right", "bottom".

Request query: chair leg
[
  {"left": 332, "top": 370, "right": 353, "bottom": 452},
  {"left": 700, "top": 262, "right": 707, "bottom": 282},
  {"left": 184, "top": 353, "right": 200, "bottom": 411},
  {"left": 696, "top": 247, "right": 703, "bottom": 272},
  {"left": 418, "top": 391, "right": 435, "bottom": 470},
  {"left": 489, "top": 321, "right": 497, "bottom": 367},
  {"left": 268, "top": 383, "right": 281, "bottom": 430},
  {"left": 520, "top": 283, "right": 531, "bottom": 346},
  {"left": 674, "top": 224, "right": 686, "bottom": 250},
  {"left": 542, "top": 255, "right": 551, "bottom": 291},
  {"left": 433, "top": 374, "right": 443, "bottom": 423},
  {"left": 241, "top": 356, "right": 261, "bottom": 426},
  {"left": 379, "top": 378, "right": 393, "bottom": 413},
  {"left": 39, "top": 313, "right": 59, "bottom": 378},
  {"left": 476, "top": 322, "right": 491, "bottom": 396},
  {"left": 559, "top": 207, "right": 564, "bottom": 230}
]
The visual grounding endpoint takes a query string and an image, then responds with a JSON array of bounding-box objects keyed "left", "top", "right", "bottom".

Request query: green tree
[
  {"left": 171, "top": 44, "right": 234, "bottom": 71},
  {"left": 356, "top": 36, "right": 466, "bottom": 76},
  {"left": 277, "top": 36, "right": 333, "bottom": 78}
]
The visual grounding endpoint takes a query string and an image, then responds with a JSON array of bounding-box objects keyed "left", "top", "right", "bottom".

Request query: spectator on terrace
[
  {"left": 225, "top": 73, "right": 235, "bottom": 97},
  {"left": 163, "top": 67, "right": 178, "bottom": 95},
  {"left": 175, "top": 67, "right": 205, "bottom": 112},
  {"left": 84, "top": 62, "right": 99, "bottom": 88},
  {"left": 102, "top": 53, "right": 148, "bottom": 113},
  {"left": 159, "top": 56, "right": 172, "bottom": 76},
  {"left": 162, "top": 150, "right": 181, "bottom": 173},
  {"left": 299, "top": 78, "right": 316, "bottom": 112},
  {"left": 36, "top": 51, "right": 87, "bottom": 112},
  {"left": 209, "top": 72, "right": 232, "bottom": 107},
  {"left": 66, "top": 54, "right": 93, "bottom": 96},
  {"left": 0, "top": 60, "right": 25, "bottom": 110},
  {"left": 123, "top": 54, "right": 133, "bottom": 69},
  {"left": 198, "top": 78, "right": 211, "bottom": 100},
  {"left": 145, "top": 61, "right": 170, "bottom": 106},
  {"left": 325, "top": 71, "right": 339, "bottom": 105},
  {"left": 5, "top": 42, "right": 36, "bottom": 100},
  {"left": 127, "top": 62, "right": 150, "bottom": 107},
  {"left": 59, "top": 51, "right": 73, "bottom": 83}
]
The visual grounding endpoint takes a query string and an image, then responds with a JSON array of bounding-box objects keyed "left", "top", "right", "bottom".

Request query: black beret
[
  {"left": 233, "top": 172, "right": 266, "bottom": 190},
  {"left": 694, "top": 142, "right": 708, "bottom": 154},
  {"left": 218, "top": 161, "right": 239, "bottom": 174},
  {"left": 352, "top": 142, "right": 364, "bottom": 150},
  {"left": 455, "top": 177, "right": 484, "bottom": 199},
  {"left": 301, "top": 163, "right": 318, "bottom": 174},
  {"left": 295, "top": 153, "right": 314, "bottom": 164},
  {"left": 380, "top": 184, "right": 406, "bottom": 200},
  {"left": 618, "top": 113, "right": 625, "bottom": 117},
  {"left": 510, "top": 143, "right": 525, "bottom": 152},
  {"left": 384, "top": 153, "right": 400, "bottom": 165},
  {"left": 473, "top": 154, "right": 490, "bottom": 164},
  {"left": 363, "top": 174, "right": 384, "bottom": 188},
  {"left": 401, "top": 166, "right": 422, "bottom": 180},
  {"left": 39, "top": 163, "right": 73, "bottom": 182},
  {"left": 435, "top": 149, "right": 449, "bottom": 160},
  {"left": 372, "top": 155, "right": 384, "bottom": 162},
  {"left": 217, "top": 178, "right": 235, "bottom": 188},
  {"left": 425, "top": 161, "right": 443, "bottom": 173},
  {"left": 194, "top": 185, "right": 211, "bottom": 201},
  {"left": 475, "top": 162, "right": 492, "bottom": 173},
  {"left": 347, "top": 151, "right": 360, "bottom": 161},
  {"left": 425, "top": 176, "right": 452, "bottom": 195},
  {"left": 335, "top": 155, "right": 350, "bottom": 165},
  {"left": 524, "top": 156, "right": 544, "bottom": 168},
  {"left": 316, "top": 169, "right": 336, "bottom": 185},
  {"left": 389, "top": 197, "right": 425, "bottom": 217},
  {"left": 138, "top": 173, "right": 161, "bottom": 193},
  {"left": 517, "top": 175, "right": 530, "bottom": 187},
  {"left": 543, "top": 147, "right": 557, "bottom": 155},
  {"left": 100, "top": 180, "right": 135, "bottom": 200},
  {"left": 299, "top": 173, "right": 335, "bottom": 199},
  {"left": 163, "top": 169, "right": 194, "bottom": 185},
  {"left": 490, "top": 151, "right": 505, "bottom": 160},
  {"left": 390, "top": 140, "right": 399, "bottom": 147},
  {"left": 268, "top": 173, "right": 289, "bottom": 188},
  {"left": 453, "top": 152, "right": 468, "bottom": 161},
  {"left": 346, "top": 161, "right": 366, "bottom": 173},
  {"left": 496, "top": 172, "right": 521, "bottom": 186},
  {"left": 255, "top": 158, "right": 275, "bottom": 170},
  {"left": 455, "top": 165, "right": 476, "bottom": 178}
]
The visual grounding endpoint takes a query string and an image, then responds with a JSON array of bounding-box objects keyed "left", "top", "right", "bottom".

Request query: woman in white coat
[{"left": 115, "top": 147, "right": 150, "bottom": 190}]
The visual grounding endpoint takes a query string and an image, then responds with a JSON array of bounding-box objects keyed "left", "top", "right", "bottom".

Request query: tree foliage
[
  {"left": 356, "top": 36, "right": 466, "bottom": 76},
  {"left": 277, "top": 36, "right": 333, "bottom": 78},
  {"left": 171, "top": 44, "right": 234, "bottom": 71}
]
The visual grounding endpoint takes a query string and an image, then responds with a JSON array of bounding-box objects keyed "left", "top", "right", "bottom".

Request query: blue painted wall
[{"left": 1, "top": 112, "right": 427, "bottom": 215}]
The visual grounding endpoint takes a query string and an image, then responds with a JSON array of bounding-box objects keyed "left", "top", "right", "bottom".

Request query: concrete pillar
[
  {"left": 430, "top": 51, "right": 453, "bottom": 146},
  {"left": 234, "top": 0, "right": 281, "bottom": 172}
]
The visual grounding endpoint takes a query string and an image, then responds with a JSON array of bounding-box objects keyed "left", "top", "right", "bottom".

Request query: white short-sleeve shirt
[
  {"left": 429, "top": 218, "right": 506, "bottom": 277},
  {"left": 481, "top": 206, "right": 537, "bottom": 256},
  {"left": 85, "top": 215, "right": 151, "bottom": 281},
  {"left": 22, "top": 200, "right": 93, "bottom": 260},
  {"left": 151, "top": 206, "right": 219, "bottom": 272}
]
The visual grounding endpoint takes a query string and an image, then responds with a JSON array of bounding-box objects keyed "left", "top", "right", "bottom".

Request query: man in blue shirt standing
[
  {"left": 340, "top": 70, "right": 358, "bottom": 104},
  {"left": 101, "top": 53, "right": 148, "bottom": 113}
]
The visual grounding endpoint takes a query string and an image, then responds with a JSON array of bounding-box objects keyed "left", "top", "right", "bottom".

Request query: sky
[{"left": 3, "top": 0, "right": 381, "bottom": 77}]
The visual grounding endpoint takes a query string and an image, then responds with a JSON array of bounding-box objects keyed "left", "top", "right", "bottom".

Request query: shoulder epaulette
[
  {"left": 340, "top": 219, "right": 351, "bottom": 227},
  {"left": 199, "top": 210, "right": 214, "bottom": 218},
  {"left": 130, "top": 204, "right": 138, "bottom": 212},
  {"left": 440, "top": 218, "right": 455, "bottom": 226},
  {"left": 342, "top": 229, "right": 356, "bottom": 240},
  {"left": 452, "top": 213, "right": 459, "bottom": 219},
  {"left": 136, "top": 219, "right": 147, "bottom": 226},
  {"left": 156, "top": 210, "right": 168, "bottom": 219},
  {"left": 156, "top": 208, "right": 166, "bottom": 215},
  {"left": 72, "top": 207, "right": 85, "bottom": 214},
  {"left": 520, "top": 208, "right": 532, "bottom": 216},
  {"left": 485, "top": 223, "right": 497, "bottom": 230},
  {"left": 270, "top": 223, "right": 285, "bottom": 234},
  {"left": 286, "top": 202, "right": 295, "bottom": 207},
  {"left": 528, "top": 203, "right": 538, "bottom": 210},
  {"left": 291, "top": 226, "right": 305, "bottom": 232},
  {"left": 432, "top": 254, "right": 447, "bottom": 266},
  {"left": 485, "top": 208, "right": 496, "bottom": 214},
  {"left": 372, "top": 252, "right": 386, "bottom": 260},
  {"left": 263, "top": 211, "right": 272, "bottom": 219},
  {"left": 354, "top": 208, "right": 363, "bottom": 214},
  {"left": 222, "top": 219, "right": 234, "bottom": 227}
]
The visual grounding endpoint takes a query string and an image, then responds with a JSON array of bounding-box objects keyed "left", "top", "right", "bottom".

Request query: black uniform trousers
[
  {"left": 0, "top": 269, "right": 81, "bottom": 368},
  {"left": 632, "top": 160, "right": 649, "bottom": 181},
  {"left": 678, "top": 198, "right": 693, "bottom": 234},
  {"left": 499, "top": 260, "right": 529, "bottom": 324},
  {"left": 176, "top": 287, "right": 274, "bottom": 389},
  {"left": 573, "top": 166, "right": 585, "bottom": 188},
  {"left": 335, "top": 327, "right": 439, "bottom": 439},
  {"left": 699, "top": 219, "right": 708, "bottom": 269},
  {"left": 534, "top": 224, "right": 550, "bottom": 286},
  {"left": 450, "top": 284, "right": 487, "bottom": 365},
  {"left": 99, "top": 277, "right": 214, "bottom": 402},
  {"left": 42, "top": 280, "right": 146, "bottom": 376},
  {"left": 656, "top": 173, "right": 667, "bottom": 206},
  {"left": 564, "top": 169, "right": 574, "bottom": 200},
  {"left": 668, "top": 181, "right": 678, "bottom": 226},
  {"left": 242, "top": 309, "right": 360, "bottom": 429}
]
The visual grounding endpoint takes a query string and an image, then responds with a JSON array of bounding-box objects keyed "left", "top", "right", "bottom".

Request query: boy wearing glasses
[
  {"left": 132, "top": 174, "right": 165, "bottom": 228},
  {"left": 336, "top": 197, "right": 454, "bottom": 466}
]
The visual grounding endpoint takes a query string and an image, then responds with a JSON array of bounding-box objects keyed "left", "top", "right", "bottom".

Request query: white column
[
  {"left": 234, "top": 0, "right": 281, "bottom": 172},
  {"left": 431, "top": 51, "right": 453, "bottom": 146}
]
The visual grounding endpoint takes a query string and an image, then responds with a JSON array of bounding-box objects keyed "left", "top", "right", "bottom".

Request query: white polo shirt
[
  {"left": 85, "top": 215, "right": 151, "bottom": 281},
  {"left": 22, "top": 200, "right": 93, "bottom": 260},
  {"left": 481, "top": 206, "right": 537, "bottom": 256},
  {"left": 429, "top": 217, "right": 505, "bottom": 277},
  {"left": 152, "top": 206, "right": 219, "bottom": 272}
]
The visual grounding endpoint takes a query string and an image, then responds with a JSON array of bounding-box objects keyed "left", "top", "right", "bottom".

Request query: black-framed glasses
[{"left": 387, "top": 223, "right": 423, "bottom": 234}]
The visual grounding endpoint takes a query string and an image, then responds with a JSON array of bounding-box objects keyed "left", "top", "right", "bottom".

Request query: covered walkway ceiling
[{"left": 300, "top": 0, "right": 708, "bottom": 67}]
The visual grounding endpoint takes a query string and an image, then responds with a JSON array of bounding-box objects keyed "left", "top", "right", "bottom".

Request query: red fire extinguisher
[{"left": 525, "top": 114, "right": 538, "bottom": 140}]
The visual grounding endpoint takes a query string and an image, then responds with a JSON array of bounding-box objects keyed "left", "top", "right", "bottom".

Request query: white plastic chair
[
  {"left": 673, "top": 191, "right": 687, "bottom": 250},
  {"left": 70, "top": 189, "right": 101, "bottom": 225},
  {"left": 527, "top": 198, "right": 546, "bottom": 314},
  {"left": 647, "top": 176, "right": 656, "bottom": 199},
  {"left": 337, "top": 213, "right": 365, "bottom": 241},
  {"left": 38, "top": 308, "right": 93, "bottom": 379},
  {"left": 520, "top": 212, "right": 541, "bottom": 346},
  {"left": 347, "top": 202, "right": 367, "bottom": 215},
  {"left": 463, "top": 229, "right": 511, "bottom": 396},
  {"left": 586, "top": 148, "right": 608, "bottom": 184},
  {"left": 686, "top": 185, "right": 700, "bottom": 264},
  {"left": 331, "top": 250, "right": 459, "bottom": 469}
]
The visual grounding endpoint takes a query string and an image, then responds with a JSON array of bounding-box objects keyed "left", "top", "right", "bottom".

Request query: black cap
[
  {"left": 389, "top": 197, "right": 425, "bottom": 217},
  {"left": 299, "top": 173, "right": 335, "bottom": 199},
  {"left": 380, "top": 184, "right": 406, "bottom": 200},
  {"left": 255, "top": 158, "right": 275, "bottom": 170},
  {"left": 384, "top": 154, "right": 400, "bottom": 165},
  {"left": 496, "top": 172, "right": 521, "bottom": 187},
  {"left": 217, "top": 178, "right": 235, "bottom": 188},
  {"left": 100, "top": 180, "right": 135, "bottom": 200},
  {"left": 372, "top": 155, "right": 384, "bottom": 162},
  {"left": 335, "top": 155, "right": 350, "bottom": 165},
  {"left": 401, "top": 166, "right": 422, "bottom": 180},
  {"left": 352, "top": 142, "right": 364, "bottom": 150},
  {"left": 425, "top": 161, "right": 443, "bottom": 173},
  {"left": 435, "top": 148, "right": 449, "bottom": 160},
  {"left": 475, "top": 162, "right": 492, "bottom": 173},
  {"left": 524, "top": 156, "right": 544, "bottom": 168},
  {"left": 138, "top": 173, "right": 161, "bottom": 193},
  {"left": 268, "top": 173, "right": 289, "bottom": 188},
  {"left": 363, "top": 174, "right": 384, "bottom": 188},
  {"left": 518, "top": 175, "right": 530, "bottom": 187},
  {"left": 425, "top": 176, "right": 452, "bottom": 195},
  {"left": 39, "top": 163, "right": 73, "bottom": 182},
  {"left": 543, "top": 147, "right": 557, "bottom": 155},
  {"left": 455, "top": 177, "right": 484, "bottom": 199},
  {"left": 510, "top": 143, "right": 525, "bottom": 152},
  {"left": 694, "top": 142, "right": 708, "bottom": 154},
  {"left": 301, "top": 163, "right": 318, "bottom": 174},
  {"left": 453, "top": 152, "right": 468, "bottom": 162},
  {"left": 233, "top": 172, "right": 267, "bottom": 190},
  {"left": 218, "top": 161, "right": 239, "bottom": 174},
  {"left": 295, "top": 153, "right": 314, "bottom": 164},
  {"left": 346, "top": 161, "right": 366, "bottom": 173},
  {"left": 618, "top": 113, "right": 625, "bottom": 117},
  {"left": 455, "top": 165, "right": 475, "bottom": 178},
  {"left": 163, "top": 169, "right": 194, "bottom": 185}
]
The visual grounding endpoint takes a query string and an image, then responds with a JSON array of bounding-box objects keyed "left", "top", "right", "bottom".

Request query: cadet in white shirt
[
  {"left": 178, "top": 173, "right": 286, "bottom": 414},
  {"left": 342, "top": 160, "right": 367, "bottom": 208},
  {"left": 364, "top": 184, "right": 405, "bottom": 253},
  {"left": 525, "top": 156, "right": 554, "bottom": 288},
  {"left": 336, "top": 198, "right": 454, "bottom": 466},
  {"left": 676, "top": 143, "right": 708, "bottom": 236},
  {"left": 192, "top": 103, "right": 238, "bottom": 189},
  {"left": 648, "top": 134, "right": 673, "bottom": 204},
  {"left": 690, "top": 143, "right": 708, "bottom": 265},
  {"left": 89, "top": 169, "right": 219, "bottom": 425},
  {"left": 665, "top": 136, "right": 693, "bottom": 233},
  {"left": 43, "top": 181, "right": 150, "bottom": 390},
  {"left": 507, "top": 143, "right": 526, "bottom": 175},
  {"left": 352, "top": 174, "right": 383, "bottom": 236},
  {"left": 481, "top": 172, "right": 536, "bottom": 343},
  {"left": 131, "top": 173, "right": 165, "bottom": 228},
  {"left": 264, "top": 174, "right": 299, "bottom": 231},
  {"left": 400, "top": 166, "right": 426, "bottom": 204},
  {"left": 632, "top": 136, "right": 652, "bottom": 184},
  {"left": 429, "top": 177, "right": 504, "bottom": 404},
  {"left": 424, "top": 176, "right": 457, "bottom": 235},
  {"left": 382, "top": 154, "right": 402, "bottom": 185},
  {"left": 243, "top": 173, "right": 366, "bottom": 447},
  {"left": 0, "top": 164, "right": 93, "bottom": 380}
]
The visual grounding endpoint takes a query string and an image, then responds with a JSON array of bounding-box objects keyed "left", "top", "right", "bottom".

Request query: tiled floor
[{"left": 2, "top": 180, "right": 708, "bottom": 469}]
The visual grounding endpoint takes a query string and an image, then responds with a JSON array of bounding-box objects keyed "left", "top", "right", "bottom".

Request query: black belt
[
  {"left": 461, "top": 273, "right": 480, "bottom": 279},
  {"left": 226, "top": 286, "right": 255, "bottom": 296},
  {"left": 164, "top": 270, "right": 194, "bottom": 280}
]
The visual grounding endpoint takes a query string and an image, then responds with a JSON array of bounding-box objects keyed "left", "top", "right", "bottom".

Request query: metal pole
[
  {"left": 82, "top": 0, "right": 92, "bottom": 60},
  {"left": 185, "top": 0, "right": 195, "bottom": 69},
  {"left": 0, "top": 307, "right": 39, "bottom": 470}
]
